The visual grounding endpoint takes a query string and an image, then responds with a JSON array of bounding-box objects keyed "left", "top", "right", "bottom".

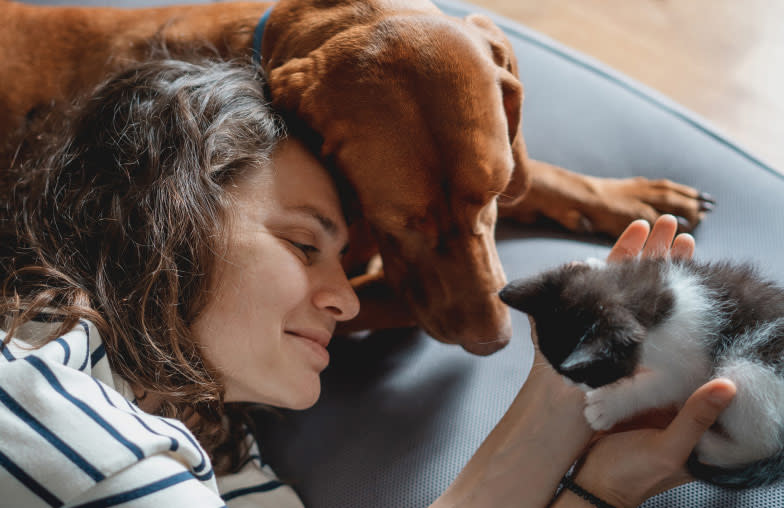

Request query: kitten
[{"left": 499, "top": 257, "right": 784, "bottom": 488}]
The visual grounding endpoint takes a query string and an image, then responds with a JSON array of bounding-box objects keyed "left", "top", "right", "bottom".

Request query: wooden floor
[{"left": 471, "top": 0, "right": 784, "bottom": 173}]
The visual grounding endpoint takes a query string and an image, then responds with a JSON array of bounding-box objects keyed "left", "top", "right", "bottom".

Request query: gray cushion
[{"left": 20, "top": 0, "right": 784, "bottom": 506}]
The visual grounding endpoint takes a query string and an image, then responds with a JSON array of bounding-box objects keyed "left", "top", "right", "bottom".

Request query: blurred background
[{"left": 472, "top": 0, "right": 784, "bottom": 173}]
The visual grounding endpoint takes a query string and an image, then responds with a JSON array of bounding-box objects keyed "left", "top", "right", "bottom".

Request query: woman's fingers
[
  {"left": 656, "top": 378, "right": 736, "bottom": 464},
  {"left": 607, "top": 220, "right": 650, "bottom": 263},
  {"left": 641, "top": 215, "right": 678, "bottom": 258},
  {"left": 670, "top": 233, "right": 696, "bottom": 260},
  {"left": 607, "top": 215, "right": 695, "bottom": 263}
]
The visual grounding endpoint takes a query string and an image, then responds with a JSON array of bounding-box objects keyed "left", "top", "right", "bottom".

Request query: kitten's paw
[{"left": 584, "top": 389, "right": 621, "bottom": 431}]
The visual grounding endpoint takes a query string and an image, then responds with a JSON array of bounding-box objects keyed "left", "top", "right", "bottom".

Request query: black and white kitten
[{"left": 499, "top": 257, "right": 784, "bottom": 488}]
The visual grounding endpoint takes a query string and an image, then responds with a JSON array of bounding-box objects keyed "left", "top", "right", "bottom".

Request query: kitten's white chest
[{"left": 641, "top": 265, "right": 717, "bottom": 394}]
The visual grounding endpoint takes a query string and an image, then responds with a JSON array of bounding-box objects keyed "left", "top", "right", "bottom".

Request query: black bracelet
[{"left": 560, "top": 475, "right": 619, "bottom": 508}]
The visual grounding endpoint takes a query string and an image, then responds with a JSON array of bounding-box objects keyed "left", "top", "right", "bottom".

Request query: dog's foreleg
[{"left": 497, "top": 158, "right": 712, "bottom": 237}]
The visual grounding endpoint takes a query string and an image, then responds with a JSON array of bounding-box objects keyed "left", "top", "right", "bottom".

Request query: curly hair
[{"left": 0, "top": 57, "right": 286, "bottom": 473}]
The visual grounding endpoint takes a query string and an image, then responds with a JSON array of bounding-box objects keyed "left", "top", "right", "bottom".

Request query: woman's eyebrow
[{"left": 287, "top": 205, "right": 339, "bottom": 237}]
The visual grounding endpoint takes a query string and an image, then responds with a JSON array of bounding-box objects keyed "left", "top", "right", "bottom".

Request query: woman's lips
[
  {"left": 287, "top": 328, "right": 331, "bottom": 347},
  {"left": 286, "top": 328, "right": 331, "bottom": 366}
]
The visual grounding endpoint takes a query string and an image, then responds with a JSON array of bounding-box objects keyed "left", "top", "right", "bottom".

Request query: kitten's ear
[
  {"left": 560, "top": 339, "right": 602, "bottom": 371},
  {"left": 499, "top": 276, "right": 548, "bottom": 315},
  {"left": 604, "top": 307, "right": 646, "bottom": 345},
  {"left": 500, "top": 264, "right": 587, "bottom": 315},
  {"left": 561, "top": 310, "right": 645, "bottom": 373}
]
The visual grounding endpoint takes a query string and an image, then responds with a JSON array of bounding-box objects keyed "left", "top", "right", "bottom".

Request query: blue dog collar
[{"left": 252, "top": 6, "right": 274, "bottom": 66}]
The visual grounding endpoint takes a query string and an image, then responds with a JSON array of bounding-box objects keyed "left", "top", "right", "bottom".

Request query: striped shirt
[{"left": 0, "top": 319, "right": 304, "bottom": 508}]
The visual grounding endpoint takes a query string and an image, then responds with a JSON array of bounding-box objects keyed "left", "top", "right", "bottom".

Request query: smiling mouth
[
  {"left": 285, "top": 330, "right": 332, "bottom": 367},
  {"left": 285, "top": 328, "right": 332, "bottom": 347}
]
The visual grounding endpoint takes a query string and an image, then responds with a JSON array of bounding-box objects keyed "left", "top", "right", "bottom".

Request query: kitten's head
[{"left": 500, "top": 262, "right": 645, "bottom": 388}]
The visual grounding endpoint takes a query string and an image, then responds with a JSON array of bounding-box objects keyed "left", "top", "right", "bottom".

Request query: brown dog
[{"left": 0, "top": 0, "right": 710, "bottom": 355}]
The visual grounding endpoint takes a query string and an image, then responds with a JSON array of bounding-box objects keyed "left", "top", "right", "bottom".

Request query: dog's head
[{"left": 263, "top": 2, "right": 527, "bottom": 354}]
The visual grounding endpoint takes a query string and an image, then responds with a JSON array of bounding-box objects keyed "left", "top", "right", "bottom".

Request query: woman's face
[{"left": 192, "top": 138, "right": 360, "bottom": 410}]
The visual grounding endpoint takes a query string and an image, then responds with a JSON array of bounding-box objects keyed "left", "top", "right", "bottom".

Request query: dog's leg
[{"left": 498, "top": 158, "right": 713, "bottom": 236}]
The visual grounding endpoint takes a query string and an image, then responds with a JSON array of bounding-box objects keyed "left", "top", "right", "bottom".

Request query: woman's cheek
[{"left": 256, "top": 250, "right": 312, "bottom": 309}]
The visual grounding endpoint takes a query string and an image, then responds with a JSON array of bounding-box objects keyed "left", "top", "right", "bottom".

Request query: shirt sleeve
[
  {"left": 217, "top": 438, "right": 305, "bottom": 508},
  {"left": 0, "top": 341, "right": 221, "bottom": 506},
  {"left": 64, "top": 454, "right": 227, "bottom": 508}
]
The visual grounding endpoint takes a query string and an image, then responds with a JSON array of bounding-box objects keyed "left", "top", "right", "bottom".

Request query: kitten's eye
[{"left": 288, "top": 240, "right": 320, "bottom": 263}]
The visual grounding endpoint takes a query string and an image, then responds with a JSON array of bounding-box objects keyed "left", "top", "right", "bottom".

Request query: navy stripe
[
  {"left": 54, "top": 337, "right": 71, "bottom": 365},
  {"left": 159, "top": 419, "right": 214, "bottom": 481},
  {"left": 71, "top": 470, "right": 196, "bottom": 508},
  {"left": 92, "top": 378, "right": 117, "bottom": 408},
  {"left": 25, "top": 356, "right": 145, "bottom": 460},
  {"left": 90, "top": 344, "right": 105, "bottom": 367},
  {"left": 132, "top": 414, "right": 179, "bottom": 452},
  {"left": 1, "top": 343, "right": 15, "bottom": 361},
  {"left": 123, "top": 397, "right": 140, "bottom": 414},
  {"left": 94, "top": 380, "right": 180, "bottom": 453},
  {"left": 237, "top": 453, "right": 263, "bottom": 470},
  {"left": 0, "top": 385, "right": 105, "bottom": 481},
  {"left": 0, "top": 448, "right": 63, "bottom": 507},
  {"left": 78, "top": 321, "right": 90, "bottom": 371},
  {"left": 222, "top": 480, "right": 284, "bottom": 502}
]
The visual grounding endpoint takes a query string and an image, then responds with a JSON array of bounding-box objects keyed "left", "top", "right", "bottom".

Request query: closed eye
[{"left": 288, "top": 240, "right": 319, "bottom": 262}]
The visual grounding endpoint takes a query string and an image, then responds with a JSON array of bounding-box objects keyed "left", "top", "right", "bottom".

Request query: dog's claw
[
  {"left": 699, "top": 199, "right": 715, "bottom": 212},
  {"left": 699, "top": 192, "right": 716, "bottom": 204},
  {"left": 676, "top": 216, "right": 692, "bottom": 232},
  {"left": 578, "top": 215, "right": 594, "bottom": 233}
]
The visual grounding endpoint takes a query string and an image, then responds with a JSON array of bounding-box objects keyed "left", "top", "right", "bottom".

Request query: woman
[{"left": 0, "top": 57, "right": 733, "bottom": 507}]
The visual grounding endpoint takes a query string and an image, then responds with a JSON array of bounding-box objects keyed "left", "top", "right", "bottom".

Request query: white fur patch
[
  {"left": 639, "top": 264, "right": 717, "bottom": 397},
  {"left": 697, "top": 322, "right": 784, "bottom": 466}
]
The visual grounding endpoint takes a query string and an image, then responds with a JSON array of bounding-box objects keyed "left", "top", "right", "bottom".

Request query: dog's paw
[{"left": 584, "top": 389, "right": 622, "bottom": 431}]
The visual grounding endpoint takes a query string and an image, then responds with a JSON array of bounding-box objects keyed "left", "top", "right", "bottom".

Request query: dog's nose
[
  {"left": 462, "top": 334, "right": 511, "bottom": 356},
  {"left": 459, "top": 315, "right": 513, "bottom": 355}
]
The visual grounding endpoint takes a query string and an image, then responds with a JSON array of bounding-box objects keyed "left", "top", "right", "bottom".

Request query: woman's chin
[
  {"left": 285, "top": 390, "right": 321, "bottom": 411},
  {"left": 278, "top": 380, "right": 322, "bottom": 410},
  {"left": 223, "top": 377, "right": 321, "bottom": 409}
]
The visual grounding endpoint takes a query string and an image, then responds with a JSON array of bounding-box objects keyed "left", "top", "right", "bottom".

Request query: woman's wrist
[
  {"left": 566, "top": 460, "right": 636, "bottom": 508},
  {"left": 553, "top": 474, "right": 628, "bottom": 508},
  {"left": 552, "top": 479, "right": 627, "bottom": 508},
  {"left": 433, "top": 363, "right": 594, "bottom": 508}
]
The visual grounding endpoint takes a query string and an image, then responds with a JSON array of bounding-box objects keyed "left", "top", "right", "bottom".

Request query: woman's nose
[{"left": 313, "top": 267, "right": 360, "bottom": 321}]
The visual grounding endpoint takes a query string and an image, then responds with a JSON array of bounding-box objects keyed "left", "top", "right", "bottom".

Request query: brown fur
[{"left": 0, "top": 0, "right": 710, "bottom": 354}]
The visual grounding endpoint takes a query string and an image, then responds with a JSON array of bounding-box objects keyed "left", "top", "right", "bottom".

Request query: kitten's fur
[{"left": 500, "top": 257, "right": 784, "bottom": 488}]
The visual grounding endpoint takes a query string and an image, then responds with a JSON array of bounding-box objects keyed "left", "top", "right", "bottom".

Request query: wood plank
[{"left": 470, "top": 0, "right": 784, "bottom": 173}]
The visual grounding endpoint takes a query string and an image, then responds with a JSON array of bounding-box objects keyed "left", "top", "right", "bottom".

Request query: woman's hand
[
  {"left": 567, "top": 378, "right": 736, "bottom": 508},
  {"left": 555, "top": 215, "right": 737, "bottom": 508}
]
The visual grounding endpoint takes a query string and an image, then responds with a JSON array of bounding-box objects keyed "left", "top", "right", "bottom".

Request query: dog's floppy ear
[
  {"left": 266, "top": 54, "right": 325, "bottom": 122},
  {"left": 465, "top": 14, "right": 522, "bottom": 144}
]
